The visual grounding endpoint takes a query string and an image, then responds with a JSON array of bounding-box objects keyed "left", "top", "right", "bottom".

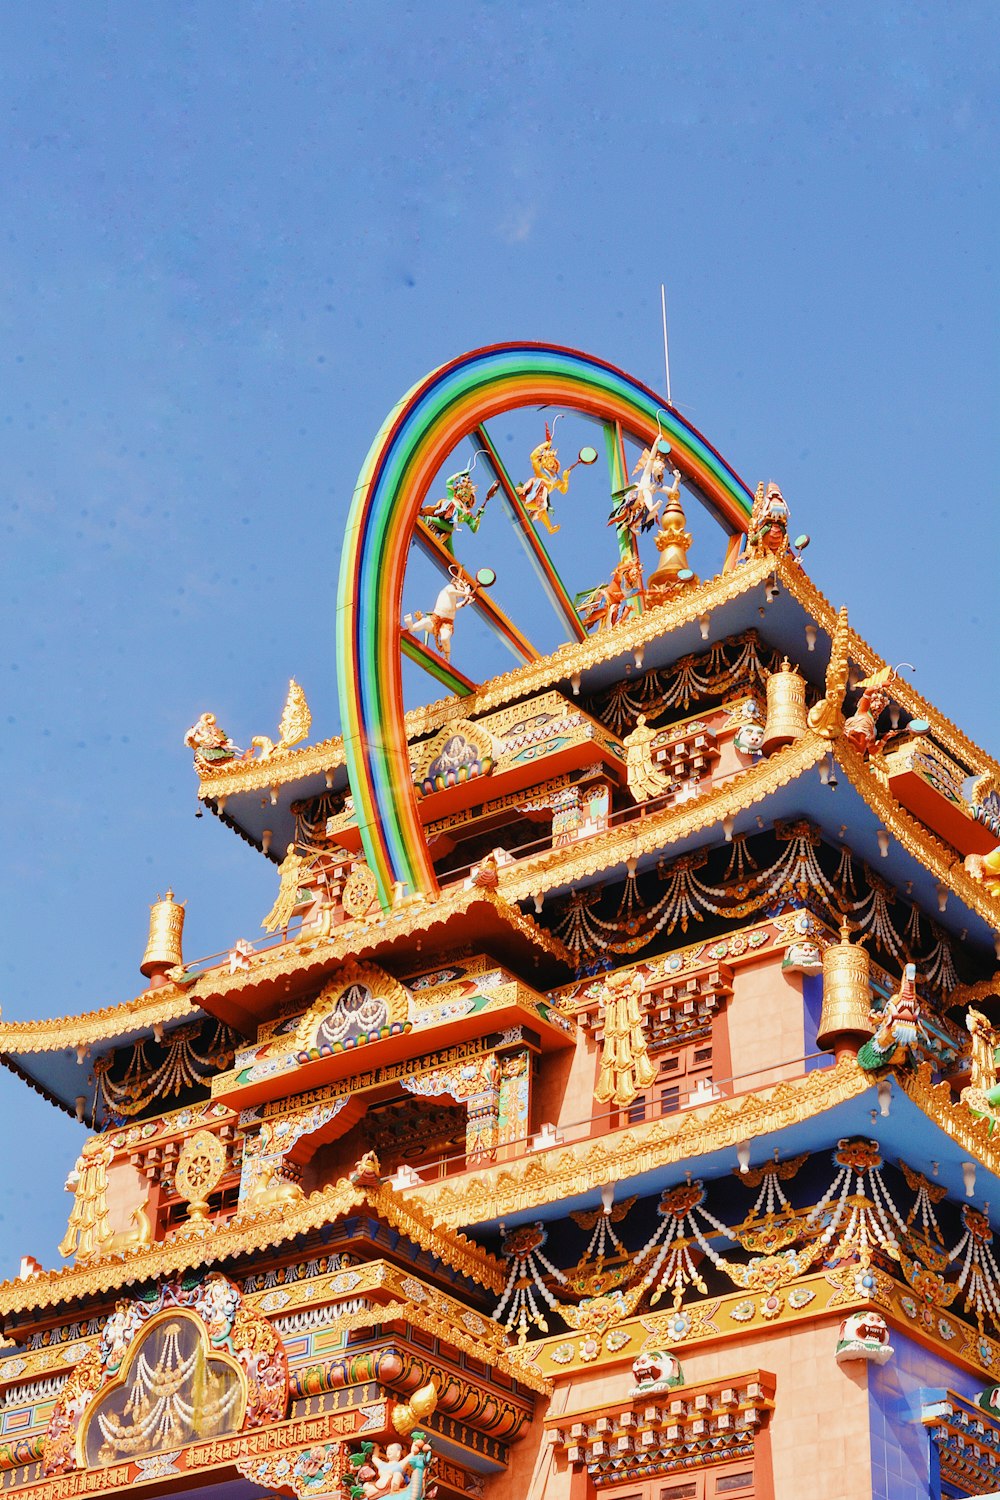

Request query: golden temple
[{"left": 2, "top": 343, "right": 1000, "bottom": 1500}]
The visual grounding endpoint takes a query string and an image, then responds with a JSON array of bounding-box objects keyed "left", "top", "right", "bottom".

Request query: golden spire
[
  {"left": 646, "top": 482, "right": 698, "bottom": 604},
  {"left": 278, "top": 678, "right": 311, "bottom": 749},
  {"left": 251, "top": 678, "right": 312, "bottom": 759}
]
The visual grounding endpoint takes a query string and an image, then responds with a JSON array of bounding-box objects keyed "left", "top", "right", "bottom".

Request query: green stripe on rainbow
[{"left": 335, "top": 342, "right": 755, "bottom": 907}]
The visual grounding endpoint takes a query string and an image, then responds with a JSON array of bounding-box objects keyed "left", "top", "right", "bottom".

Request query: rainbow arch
[{"left": 335, "top": 341, "right": 756, "bottom": 906}]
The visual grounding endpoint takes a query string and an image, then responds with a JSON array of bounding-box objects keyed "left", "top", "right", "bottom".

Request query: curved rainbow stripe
[{"left": 336, "top": 342, "right": 755, "bottom": 906}]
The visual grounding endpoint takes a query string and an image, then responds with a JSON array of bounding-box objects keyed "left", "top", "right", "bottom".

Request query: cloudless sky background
[{"left": 1, "top": 3, "right": 997, "bottom": 1278}]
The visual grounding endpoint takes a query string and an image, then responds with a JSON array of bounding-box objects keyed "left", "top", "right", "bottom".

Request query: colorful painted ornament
[{"left": 835, "top": 1311, "right": 894, "bottom": 1365}]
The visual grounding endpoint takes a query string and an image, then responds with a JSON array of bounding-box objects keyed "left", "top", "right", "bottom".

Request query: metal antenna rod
[{"left": 660, "top": 283, "right": 673, "bottom": 407}]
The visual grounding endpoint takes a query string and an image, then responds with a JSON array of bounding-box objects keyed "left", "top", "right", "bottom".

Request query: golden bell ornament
[
  {"left": 761, "top": 658, "right": 808, "bottom": 755},
  {"left": 817, "top": 922, "right": 873, "bottom": 1054},
  {"left": 140, "top": 889, "right": 185, "bottom": 983}
]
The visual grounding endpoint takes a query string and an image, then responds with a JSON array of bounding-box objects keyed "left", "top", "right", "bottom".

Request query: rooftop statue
[
  {"left": 607, "top": 437, "right": 675, "bottom": 537},
  {"left": 251, "top": 678, "right": 312, "bottom": 760},
  {"left": 515, "top": 417, "right": 597, "bottom": 534},
  {"left": 403, "top": 565, "right": 494, "bottom": 662},
  {"left": 419, "top": 458, "right": 498, "bottom": 556},
  {"left": 183, "top": 712, "right": 242, "bottom": 771}
]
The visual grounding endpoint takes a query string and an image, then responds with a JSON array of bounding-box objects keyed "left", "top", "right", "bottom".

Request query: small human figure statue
[
  {"left": 579, "top": 558, "right": 644, "bottom": 632},
  {"left": 403, "top": 568, "right": 475, "bottom": 661},
  {"left": 843, "top": 673, "right": 892, "bottom": 758},
  {"left": 516, "top": 421, "right": 570, "bottom": 534},
  {"left": 623, "top": 714, "right": 671, "bottom": 803},
  {"left": 419, "top": 465, "right": 498, "bottom": 556},
  {"left": 857, "top": 964, "right": 925, "bottom": 1072},
  {"left": 184, "top": 712, "right": 242, "bottom": 771},
  {"left": 964, "top": 846, "right": 1000, "bottom": 901},
  {"left": 745, "top": 480, "right": 792, "bottom": 559},
  {"left": 608, "top": 447, "right": 678, "bottom": 536},
  {"left": 354, "top": 1434, "right": 432, "bottom": 1498},
  {"left": 350, "top": 1150, "right": 382, "bottom": 1190},
  {"left": 734, "top": 722, "right": 765, "bottom": 759}
]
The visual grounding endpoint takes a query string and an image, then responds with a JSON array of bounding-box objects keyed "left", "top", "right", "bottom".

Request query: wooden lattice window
[{"left": 601, "top": 1464, "right": 757, "bottom": 1498}]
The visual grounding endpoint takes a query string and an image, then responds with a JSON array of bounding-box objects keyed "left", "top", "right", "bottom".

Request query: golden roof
[
  {"left": 0, "top": 1173, "right": 504, "bottom": 1319},
  {"left": 194, "top": 552, "right": 1000, "bottom": 804}
]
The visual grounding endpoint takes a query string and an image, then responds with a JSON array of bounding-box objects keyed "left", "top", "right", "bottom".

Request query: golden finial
[
  {"left": 251, "top": 678, "right": 312, "bottom": 759},
  {"left": 278, "top": 678, "right": 311, "bottom": 749},
  {"left": 646, "top": 480, "right": 698, "bottom": 603}
]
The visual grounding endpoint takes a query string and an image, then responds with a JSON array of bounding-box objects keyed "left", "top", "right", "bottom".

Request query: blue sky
[{"left": 1, "top": 3, "right": 997, "bottom": 1278}]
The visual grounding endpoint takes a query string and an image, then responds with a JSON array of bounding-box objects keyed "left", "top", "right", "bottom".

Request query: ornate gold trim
[
  {"left": 0, "top": 1176, "right": 503, "bottom": 1318},
  {"left": 0, "top": 991, "right": 200, "bottom": 1056},
  {"left": 499, "top": 731, "right": 828, "bottom": 903},
  {"left": 776, "top": 557, "right": 1000, "bottom": 790},
  {"left": 833, "top": 740, "right": 1000, "bottom": 934},
  {"left": 899, "top": 1063, "right": 1000, "bottom": 1178},
  {"left": 187, "top": 887, "right": 572, "bottom": 1011},
  {"left": 409, "top": 1055, "right": 871, "bottom": 1225}
]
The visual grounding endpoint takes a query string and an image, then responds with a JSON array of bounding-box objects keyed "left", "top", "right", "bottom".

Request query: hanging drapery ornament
[
  {"left": 802, "top": 1138, "right": 907, "bottom": 1269},
  {"left": 594, "top": 968, "right": 656, "bottom": 1108},
  {"left": 95, "top": 1021, "right": 238, "bottom": 1118},
  {"left": 729, "top": 1154, "right": 808, "bottom": 1255},
  {"left": 492, "top": 1223, "right": 568, "bottom": 1344},
  {"left": 592, "top": 631, "right": 781, "bottom": 731},
  {"left": 948, "top": 1205, "right": 1000, "bottom": 1332},
  {"left": 634, "top": 1181, "right": 732, "bottom": 1307},
  {"left": 568, "top": 1195, "right": 636, "bottom": 1271}
]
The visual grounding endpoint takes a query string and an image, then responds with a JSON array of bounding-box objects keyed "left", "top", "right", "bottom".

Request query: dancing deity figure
[
  {"left": 579, "top": 558, "right": 644, "bottom": 632},
  {"left": 608, "top": 449, "right": 676, "bottom": 536},
  {"left": 516, "top": 422, "right": 570, "bottom": 534},
  {"left": 404, "top": 570, "right": 475, "bottom": 661},
  {"left": 420, "top": 468, "right": 497, "bottom": 555}
]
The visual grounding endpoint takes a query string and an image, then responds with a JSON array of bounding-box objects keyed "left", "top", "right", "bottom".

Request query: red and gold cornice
[
  {"left": 0, "top": 1177, "right": 504, "bottom": 1320},
  {"left": 409, "top": 1055, "right": 870, "bottom": 1227}
]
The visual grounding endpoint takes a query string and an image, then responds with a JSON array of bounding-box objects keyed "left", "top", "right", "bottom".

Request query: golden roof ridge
[
  {"left": 500, "top": 730, "right": 828, "bottom": 902},
  {"left": 0, "top": 989, "right": 200, "bottom": 1056},
  {"left": 185, "top": 885, "right": 572, "bottom": 1008},
  {"left": 832, "top": 738, "right": 1000, "bottom": 934},
  {"left": 0, "top": 1172, "right": 504, "bottom": 1318},
  {"left": 776, "top": 556, "right": 1000, "bottom": 789},
  {"left": 196, "top": 557, "right": 775, "bottom": 800},
  {"left": 409, "top": 1053, "right": 871, "bottom": 1226}
]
